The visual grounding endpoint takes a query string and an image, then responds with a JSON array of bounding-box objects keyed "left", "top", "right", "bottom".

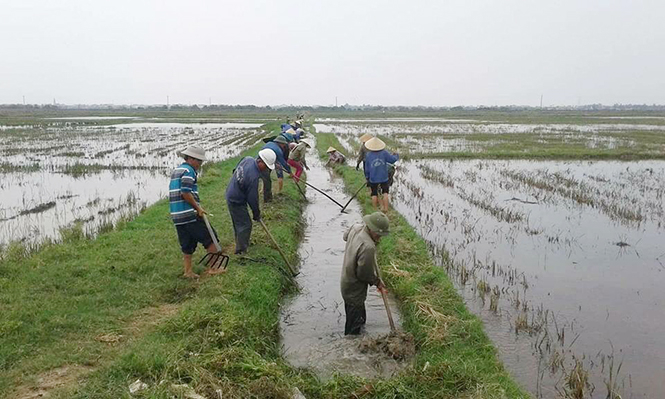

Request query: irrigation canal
[{"left": 279, "top": 140, "right": 407, "bottom": 379}]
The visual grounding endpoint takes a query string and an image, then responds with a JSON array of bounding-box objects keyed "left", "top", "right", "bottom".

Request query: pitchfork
[{"left": 198, "top": 214, "right": 229, "bottom": 270}]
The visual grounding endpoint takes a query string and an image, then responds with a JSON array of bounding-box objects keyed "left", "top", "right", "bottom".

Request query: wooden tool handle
[
  {"left": 259, "top": 219, "right": 298, "bottom": 277},
  {"left": 374, "top": 255, "right": 396, "bottom": 331},
  {"left": 202, "top": 215, "right": 222, "bottom": 252}
]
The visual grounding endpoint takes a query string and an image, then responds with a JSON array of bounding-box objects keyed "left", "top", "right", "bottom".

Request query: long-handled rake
[
  {"left": 198, "top": 214, "right": 229, "bottom": 270},
  {"left": 302, "top": 181, "right": 346, "bottom": 209},
  {"left": 340, "top": 182, "right": 366, "bottom": 213}
]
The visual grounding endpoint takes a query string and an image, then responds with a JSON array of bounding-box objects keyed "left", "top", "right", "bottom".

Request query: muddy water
[
  {"left": 391, "top": 159, "right": 665, "bottom": 398},
  {"left": 280, "top": 142, "right": 406, "bottom": 380}
]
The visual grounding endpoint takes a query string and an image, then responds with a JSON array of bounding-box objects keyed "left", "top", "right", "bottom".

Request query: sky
[{"left": 1, "top": 0, "right": 664, "bottom": 106}]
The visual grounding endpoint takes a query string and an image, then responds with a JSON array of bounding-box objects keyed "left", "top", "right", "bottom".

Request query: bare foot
[
  {"left": 205, "top": 268, "right": 227, "bottom": 275},
  {"left": 183, "top": 272, "right": 200, "bottom": 279}
]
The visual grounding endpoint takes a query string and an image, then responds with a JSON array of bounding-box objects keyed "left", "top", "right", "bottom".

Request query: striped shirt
[{"left": 169, "top": 162, "right": 200, "bottom": 225}]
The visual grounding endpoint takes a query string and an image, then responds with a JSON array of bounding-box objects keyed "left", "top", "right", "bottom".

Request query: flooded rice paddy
[
  {"left": 319, "top": 116, "right": 665, "bottom": 397},
  {"left": 315, "top": 119, "right": 665, "bottom": 156},
  {"left": 280, "top": 141, "right": 409, "bottom": 379},
  {"left": 391, "top": 159, "right": 665, "bottom": 398},
  {"left": 0, "top": 121, "right": 264, "bottom": 251}
]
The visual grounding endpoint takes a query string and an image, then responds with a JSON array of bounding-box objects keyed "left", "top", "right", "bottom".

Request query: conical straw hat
[
  {"left": 326, "top": 146, "right": 337, "bottom": 153},
  {"left": 359, "top": 134, "right": 373, "bottom": 143},
  {"left": 365, "top": 137, "right": 386, "bottom": 151}
]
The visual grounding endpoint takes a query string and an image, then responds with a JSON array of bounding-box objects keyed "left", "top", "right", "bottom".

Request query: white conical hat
[
  {"left": 359, "top": 134, "right": 373, "bottom": 143},
  {"left": 365, "top": 137, "right": 386, "bottom": 151}
]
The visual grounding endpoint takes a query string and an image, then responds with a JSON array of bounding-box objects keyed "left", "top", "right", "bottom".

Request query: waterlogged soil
[
  {"left": 280, "top": 142, "right": 409, "bottom": 380},
  {"left": 0, "top": 121, "right": 263, "bottom": 248},
  {"left": 314, "top": 120, "right": 665, "bottom": 155},
  {"left": 391, "top": 159, "right": 665, "bottom": 398}
]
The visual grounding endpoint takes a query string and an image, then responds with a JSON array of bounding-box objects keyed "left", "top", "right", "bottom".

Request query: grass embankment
[
  {"left": 1, "top": 120, "right": 527, "bottom": 398},
  {"left": 315, "top": 132, "right": 529, "bottom": 398},
  {"left": 0, "top": 125, "right": 311, "bottom": 398}
]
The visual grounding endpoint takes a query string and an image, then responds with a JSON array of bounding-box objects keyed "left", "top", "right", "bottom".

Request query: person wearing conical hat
[
  {"left": 355, "top": 133, "right": 374, "bottom": 172},
  {"left": 325, "top": 146, "right": 346, "bottom": 166},
  {"left": 169, "top": 146, "right": 226, "bottom": 278},
  {"left": 341, "top": 211, "right": 390, "bottom": 335},
  {"left": 364, "top": 137, "right": 399, "bottom": 212},
  {"left": 280, "top": 128, "right": 299, "bottom": 144},
  {"left": 287, "top": 139, "right": 312, "bottom": 182}
]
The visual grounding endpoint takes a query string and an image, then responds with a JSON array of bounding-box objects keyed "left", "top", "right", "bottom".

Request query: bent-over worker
[
  {"left": 287, "top": 139, "right": 311, "bottom": 182},
  {"left": 340, "top": 212, "right": 390, "bottom": 335},
  {"left": 260, "top": 136, "right": 292, "bottom": 202},
  {"left": 226, "top": 149, "right": 276, "bottom": 254},
  {"left": 326, "top": 146, "right": 346, "bottom": 166},
  {"left": 169, "top": 146, "right": 226, "bottom": 278}
]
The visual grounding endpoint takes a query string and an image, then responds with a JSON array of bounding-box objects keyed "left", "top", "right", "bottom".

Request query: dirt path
[{"left": 11, "top": 303, "right": 180, "bottom": 399}]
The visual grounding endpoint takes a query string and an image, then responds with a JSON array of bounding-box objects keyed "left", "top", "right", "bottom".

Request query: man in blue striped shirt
[{"left": 169, "top": 146, "right": 226, "bottom": 278}]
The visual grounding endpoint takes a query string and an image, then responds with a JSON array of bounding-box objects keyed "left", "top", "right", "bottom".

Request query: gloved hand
[
  {"left": 253, "top": 215, "right": 261, "bottom": 222},
  {"left": 355, "top": 165, "right": 359, "bottom": 171}
]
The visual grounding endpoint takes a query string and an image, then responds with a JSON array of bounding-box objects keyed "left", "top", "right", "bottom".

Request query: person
[
  {"left": 287, "top": 139, "right": 311, "bottom": 182},
  {"left": 364, "top": 137, "right": 399, "bottom": 212},
  {"left": 295, "top": 127, "right": 306, "bottom": 140},
  {"left": 280, "top": 128, "right": 299, "bottom": 144},
  {"left": 260, "top": 135, "right": 292, "bottom": 202},
  {"left": 226, "top": 149, "right": 276, "bottom": 254},
  {"left": 169, "top": 146, "right": 226, "bottom": 278},
  {"left": 340, "top": 212, "right": 390, "bottom": 335},
  {"left": 355, "top": 133, "right": 374, "bottom": 171},
  {"left": 326, "top": 146, "right": 346, "bottom": 166}
]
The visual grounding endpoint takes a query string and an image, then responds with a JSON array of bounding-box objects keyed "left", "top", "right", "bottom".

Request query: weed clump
[{"left": 358, "top": 331, "right": 416, "bottom": 360}]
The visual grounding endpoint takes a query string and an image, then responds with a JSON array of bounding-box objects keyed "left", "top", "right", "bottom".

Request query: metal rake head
[{"left": 198, "top": 251, "right": 229, "bottom": 270}]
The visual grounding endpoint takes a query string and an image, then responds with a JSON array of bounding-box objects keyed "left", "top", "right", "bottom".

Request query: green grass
[
  {"left": 0, "top": 124, "right": 308, "bottom": 398},
  {"left": 313, "top": 132, "right": 530, "bottom": 398},
  {"left": 1, "top": 120, "right": 528, "bottom": 399}
]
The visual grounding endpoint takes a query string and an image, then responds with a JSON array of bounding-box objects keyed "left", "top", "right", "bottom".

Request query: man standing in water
[
  {"left": 169, "top": 146, "right": 226, "bottom": 278},
  {"left": 340, "top": 212, "right": 389, "bottom": 335},
  {"left": 226, "top": 149, "right": 276, "bottom": 254}
]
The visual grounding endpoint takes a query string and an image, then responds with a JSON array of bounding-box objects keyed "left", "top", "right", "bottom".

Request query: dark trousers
[
  {"left": 344, "top": 302, "right": 367, "bottom": 335},
  {"left": 228, "top": 201, "right": 252, "bottom": 254},
  {"left": 260, "top": 168, "right": 272, "bottom": 202}
]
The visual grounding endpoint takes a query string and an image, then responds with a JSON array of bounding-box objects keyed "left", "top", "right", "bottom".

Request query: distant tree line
[{"left": 2, "top": 103, "right": 665, "bottom": 112}]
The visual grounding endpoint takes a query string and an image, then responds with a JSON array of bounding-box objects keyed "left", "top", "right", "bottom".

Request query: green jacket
[
  {"left": 288, "top": 142, "right": 308, "bottom": 169},
  {"left": 340, "top": 223, "right": 379, "bottom": 306},
  {"left": 356, "top": 143, "right": 368, "bottom": 169}
]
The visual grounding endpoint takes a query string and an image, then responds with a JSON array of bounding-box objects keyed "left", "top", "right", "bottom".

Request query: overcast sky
[{"left": 1, "top": 0, "right": 664, "bottom": 106}]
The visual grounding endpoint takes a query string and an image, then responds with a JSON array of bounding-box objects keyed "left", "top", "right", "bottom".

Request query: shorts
[
  {"left": 175, "top": 219, "right": 218, "bottom": 254},
  {"left": 370, "top": 182, "right": 390, "bottom": 196}
]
